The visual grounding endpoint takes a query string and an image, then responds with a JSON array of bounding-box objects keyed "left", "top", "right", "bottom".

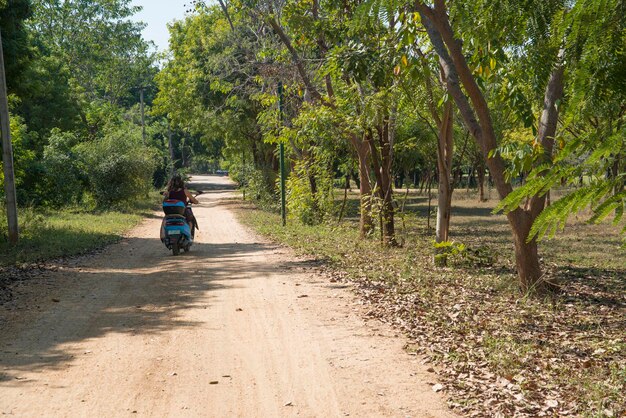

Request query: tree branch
[
  {"left": 266, "top": 15, "right": 323, "bottom": 102},
  {"left": 217, "top": 0, "right": 235, "bottom": 31},
  {"left": 415, "top": 2, "right": 513, "bottom": 200}
]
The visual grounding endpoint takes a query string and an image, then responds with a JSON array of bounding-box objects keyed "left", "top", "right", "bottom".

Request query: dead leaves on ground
[{"left": 321, "top": 249, "right": 625, "bottom": 417}]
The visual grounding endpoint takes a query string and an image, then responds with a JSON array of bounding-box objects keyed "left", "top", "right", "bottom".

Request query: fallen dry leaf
[{"left": 432, "top": 383, "right": 444, "bottom": 392}]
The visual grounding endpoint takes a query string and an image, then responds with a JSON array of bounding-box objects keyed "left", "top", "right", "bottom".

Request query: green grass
[
  {"left": 0, "top": 193, "right": 159, "bottom": 266},
  {"left": 240, "top": 207, "right": 359, "bottom": 262}
]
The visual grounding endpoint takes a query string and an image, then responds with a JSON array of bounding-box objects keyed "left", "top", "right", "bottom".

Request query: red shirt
[{"left": 167, "top": 189, "right": 188, "bottom": 204}]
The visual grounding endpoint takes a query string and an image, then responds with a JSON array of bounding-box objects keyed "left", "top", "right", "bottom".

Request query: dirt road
[{"left": 0, "top": 175, "right": 454, "bottom": 418}]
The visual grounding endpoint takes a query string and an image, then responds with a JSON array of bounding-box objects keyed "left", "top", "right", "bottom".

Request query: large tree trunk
[
  {"left": 434, "top": 102, "right": 454, "bottom": 265},
  {"left": 421, "top": 58, "right": 455, "bottom": 262},
  {"left": 382, "top": 111, "right": 398, "bottom": 246},
  {"left": 416, "top": 2, "right": 565, "bottom": 292},
  {"left": 368, "top": 123, "right": 397, "bottom": 247},
  {"left": 435, "top": 102, "right": 454, "bottom": 243},
  {"left": 507, "top": 209, "right": 542, "bottom": 291}
]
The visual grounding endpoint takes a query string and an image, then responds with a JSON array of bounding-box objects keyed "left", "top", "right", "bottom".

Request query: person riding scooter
[
  {"left": 164, "top": 175, "right": 199, "bottom": 207},
  {"left": 161, "top": 175, "right": 199, "bottom": 239}
]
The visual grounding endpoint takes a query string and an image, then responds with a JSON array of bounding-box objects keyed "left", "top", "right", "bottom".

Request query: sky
[{"left": 130, "top": 0, "right": 193, "bottom": 52}]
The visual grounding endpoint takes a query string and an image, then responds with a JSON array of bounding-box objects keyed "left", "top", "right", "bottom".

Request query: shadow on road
[{"left": 0, "top": 235, "right": 298, "bottom": 385}]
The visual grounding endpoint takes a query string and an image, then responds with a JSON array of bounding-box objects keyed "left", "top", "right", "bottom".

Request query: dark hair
[{"left": 167, "top": 175, "right": 185, "bottom": 192}]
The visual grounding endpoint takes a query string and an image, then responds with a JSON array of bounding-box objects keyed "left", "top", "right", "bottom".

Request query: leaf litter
[{"left": 311, "top": 237, "right": 626, "bottom": 417}]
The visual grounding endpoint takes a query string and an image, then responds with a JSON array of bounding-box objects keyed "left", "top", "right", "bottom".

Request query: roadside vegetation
[
  {"left": 152, "top": 0, "right": 625, "bottom": 415},
  {"left": 157, "top": 0, "right": 624, "bottom": 292},
  {"left": 0, "top": 0, "right": 219, "bottom": 267},
  {"left": 0, "top": 194, "right": 158, "bottom": 266}
]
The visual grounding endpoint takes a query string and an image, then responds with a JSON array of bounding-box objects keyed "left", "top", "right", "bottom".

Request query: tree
[
  {"left": 497, "top": 0, "right": 626, "bottom": 241},
  {"left": 165, "top": 0, "right": 625, "bottom": 285},
  {"left": 411, "top": 0, "right": 569, "bottom": 291},
  {"left": 0, "top": 0, "right": 163, "bottom": 207},
  {"left": 263, "top": 0, "right": 404, "bottom": 244},
  {"left": 29, "top": 0, "right": 155, "bottom": 115},
  {"left": 0, "top": 0, "right": 33, "bottom": 244},
  {"left": 155, "top": 4, "right": 276, "bottom": 192},
  {"left": 0, "top": 0, "right": 32, "bottom": 95}
]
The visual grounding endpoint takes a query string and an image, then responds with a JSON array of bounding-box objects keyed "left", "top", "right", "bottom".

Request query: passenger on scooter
[
  {"left": 163, "top": 175, "right": 199, "bottom": 235},
  {"left": 163, "top": 175, "right": 199, "bottom": 206}
]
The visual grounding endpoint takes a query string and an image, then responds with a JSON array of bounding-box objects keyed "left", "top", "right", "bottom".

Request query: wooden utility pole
[
  {"left": 139, "top": 88, "right": 146, "bottom": 144},
  {"left": 0, "top": 29, "right": 19, "bottom": 244}
]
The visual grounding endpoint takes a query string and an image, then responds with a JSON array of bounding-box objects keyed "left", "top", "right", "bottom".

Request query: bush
[
  {"left": 286, "top": 162, "right": 335, "bottom": 225},
  {"left": 0, "top": 113, "right": 37, "bottom": 204},
  {"left": 286, "top": 171, "right": 319, "bottom": 225},
  {"left": 76, "top": 129, "right": 158, "bottom": 206},
  {"left": 39, "top": 129, "right": 84, "bottom": 207},
  {"left": 244, "top": 168, "right": 279, "bottom": 211},
  {"left": 433, "top": 240, "right": 497, "bottom": 267},
  {"left": 0, "top": 204, "right": 48, "bottom": 243}
]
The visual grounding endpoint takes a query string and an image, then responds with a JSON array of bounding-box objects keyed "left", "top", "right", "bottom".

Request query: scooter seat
[{"left": 165, "top": 214, "right": 186, "bottom": 219}]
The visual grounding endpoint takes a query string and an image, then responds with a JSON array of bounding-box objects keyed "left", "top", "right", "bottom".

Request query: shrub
[
  {"left": 245, "top": 168, "right": 278, "bottom": 211},
  {"left": 0, "top": 114, "right": 37, "bottom": 204},
  {"left": 39, "top": 129, "right": 84, "bottom": 207},
  {"left": 286, "top": 161, "right": 335, "bottom": 225},
  {"left": 433, "top": 240, "right": 497, "bottom": 268},
  {"left": 0, "top": 204, "right": 48, "bottom": 243},
  {"left": 286, "top": 170, "right": 318, "bottom": 225},
  {"left": 76, "top": 129, "right": 158, "bottom": 206}
]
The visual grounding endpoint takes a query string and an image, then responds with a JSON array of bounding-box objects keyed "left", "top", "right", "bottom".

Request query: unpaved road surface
[{"left": 0, "top": 175, "right": 455, "bottom": 417}]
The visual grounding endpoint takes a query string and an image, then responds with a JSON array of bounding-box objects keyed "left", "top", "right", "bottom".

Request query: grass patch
[
  {"left": 0, "top": 192, "right": 160, "bottom": 266},
  {"left": 240, "top": 207, "right": 360, "bottom": 263},
  {"left": 235, "top": 190, "right": 625, "bottom": 417}
]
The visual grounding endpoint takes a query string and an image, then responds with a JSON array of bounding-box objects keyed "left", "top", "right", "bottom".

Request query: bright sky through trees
[{"left": 131, "top": 0, "right": 192, "bottom": 51}]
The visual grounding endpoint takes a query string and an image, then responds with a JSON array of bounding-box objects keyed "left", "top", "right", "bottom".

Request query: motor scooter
[{"left": 160, "top": 192, "right": 201, "bottom": 256}]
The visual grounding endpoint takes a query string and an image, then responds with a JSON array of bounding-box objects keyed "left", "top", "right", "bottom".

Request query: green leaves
[
  {"left": 496, "top": 167, "right": 625, "bottom": 242},
  {"left": 528, "top": 183, "right": 620, "bottom": 241},
  {"left": 12, "top": 0, "right": 158, "bottom": 138},
  {"left": 589, "top": 191, "right": 626, "bottom": 227}
]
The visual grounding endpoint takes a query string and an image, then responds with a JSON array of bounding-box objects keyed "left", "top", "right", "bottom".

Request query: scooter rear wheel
[{"left": 172, "top": 242, "right": 180, "bottom": 256}]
